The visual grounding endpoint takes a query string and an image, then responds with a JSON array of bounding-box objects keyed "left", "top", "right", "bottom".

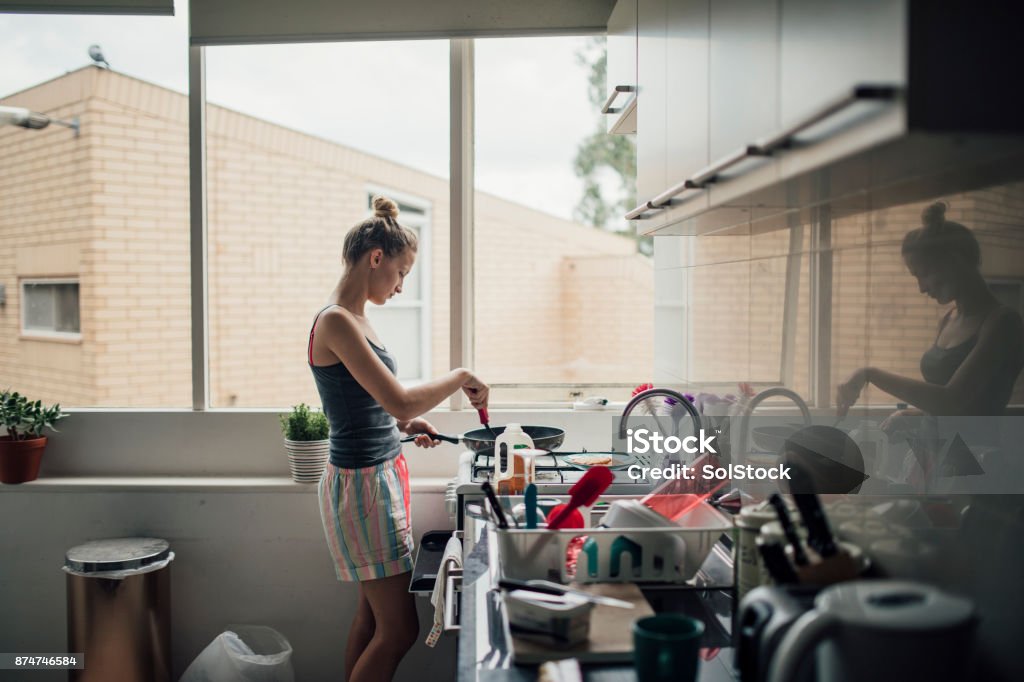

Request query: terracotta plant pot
[{"left": 0, "top": 435, "right": 48, "bottom": 484}]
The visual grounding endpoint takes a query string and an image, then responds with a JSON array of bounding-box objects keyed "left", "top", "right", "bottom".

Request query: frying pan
[{"left": 401, "top": 424, "right": 565, "bottom": 454}]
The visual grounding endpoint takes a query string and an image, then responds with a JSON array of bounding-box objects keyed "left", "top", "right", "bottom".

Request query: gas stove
[{"left": 451, "top": 448, "right": 658, "bottom": 530}]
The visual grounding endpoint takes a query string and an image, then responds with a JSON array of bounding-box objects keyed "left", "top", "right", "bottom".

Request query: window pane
[
  {"left": 24, "top": 284, "right": 57, "bottom": 331},
  {"left": 365, "top": 307, "right": 422, "bottom": 381},
  {"left": 23, "top": 282, "right": 80, "bottom": 334},
  {"left": 0, "top": 2, "right": 190, "bottom": 407},
  {"left": 474, "top": 37, "right": 648, "bottom": 403},
  {"left": 56, "top": 283, "right": 80, "bottom": 333},
  {"left": 205, "top": 41, "right": 448, "bottom": 407}
]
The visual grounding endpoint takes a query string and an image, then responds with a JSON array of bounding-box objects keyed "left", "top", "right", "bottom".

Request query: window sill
[
  {"left": 0, "top": 476, "right": 453, "bottom": 493},
  {"left": 18, "top": 334, "right": 83, "bottom": 344}
]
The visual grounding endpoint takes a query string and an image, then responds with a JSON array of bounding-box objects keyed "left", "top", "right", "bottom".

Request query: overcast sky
[{"left": 0, "top": 2, "right": 620, "bottom": 225}]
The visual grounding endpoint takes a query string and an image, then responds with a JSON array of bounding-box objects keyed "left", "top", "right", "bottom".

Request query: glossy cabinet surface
[
  {"left": 779, "top": 0, "right": 905, "bottom": 128},
  {"left": 605, "top": 0, "right": 638, "bottom": 134},
  {"left": 636, "top": 0, "right": 667, "bottom": 229},
  {"left": 708, "top": 0, "right": 779, "bottom": 162},
  {"left": 664, "top": 0, "right": 709, "bottom": 202}
]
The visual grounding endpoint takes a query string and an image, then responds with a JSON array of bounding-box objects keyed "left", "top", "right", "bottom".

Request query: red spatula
[{"left": 547, "top": 466, "right": 614, "bottom": 530}]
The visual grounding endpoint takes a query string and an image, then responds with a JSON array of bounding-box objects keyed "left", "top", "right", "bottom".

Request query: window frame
[{"left": 19, "top": 277, "right": 82, "bottom": 342}]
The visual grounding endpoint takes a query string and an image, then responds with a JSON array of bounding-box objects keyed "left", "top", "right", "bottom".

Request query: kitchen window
[
  {"left": 363, "top": 189, "right": 432, "bottom": 384},
  {"left": 473, "top": 36, "right": 648, "bottom": 404},
  {"left": 203, "top": 38, "right": 450, "bottom": 407},
  {"left": 0, "top": 0, "right": 191, "bottom": 407},
  {"left": 20, "top": 279, "right": 81, "bottom": 339}
]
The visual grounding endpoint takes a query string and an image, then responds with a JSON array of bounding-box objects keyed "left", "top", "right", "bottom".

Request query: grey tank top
[{"left": 308, "top": 305, "right": 401, "bottom": 469}]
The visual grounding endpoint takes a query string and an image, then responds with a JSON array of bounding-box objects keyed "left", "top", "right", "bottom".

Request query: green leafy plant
[
  {"left": 1, "top": 390, "right": 65, "bottom": 441},
  {"left": 279, "top": 403, "right": 329, "bottom": 441}
]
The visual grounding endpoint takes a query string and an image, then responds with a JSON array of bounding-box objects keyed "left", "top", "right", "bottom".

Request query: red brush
[{"left": 546, "top": 466, "right": 614, "bottom": 530}]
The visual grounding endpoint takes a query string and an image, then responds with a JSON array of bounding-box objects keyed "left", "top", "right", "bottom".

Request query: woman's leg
[
  {"left": 345, "top": 586, "right": 375, "bottom": 681},
  {"left": 349, "top": 571, "right": 419, "bottom": 682}
]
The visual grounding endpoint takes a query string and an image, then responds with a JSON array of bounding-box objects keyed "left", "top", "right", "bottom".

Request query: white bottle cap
[{"left": 504, "top": 423, "right": 523, "bottom": 433}]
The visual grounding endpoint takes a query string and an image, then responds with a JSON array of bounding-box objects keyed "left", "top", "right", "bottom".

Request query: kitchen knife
[
  {"left": 498, "top": 578, "right": 634, "bottom": 609},
  {"left": 480, "top": 480, "right": 509, "bottom": 530},
  {"left": 756, "top": 537, "right": 799, "bottom": 585},
  {"left": 792, "top": 493, "right": 839, "bottom": 558},
  {"left": 768, "top": 493, "right": 809, "bottom": 566}
]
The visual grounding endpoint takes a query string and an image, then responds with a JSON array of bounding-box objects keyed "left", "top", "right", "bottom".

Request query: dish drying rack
[{"left": 491, "top": 496, "right": 733, "bottom": 585}]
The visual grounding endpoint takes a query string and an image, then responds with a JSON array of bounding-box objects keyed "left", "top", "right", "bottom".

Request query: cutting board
[{"left": 508, "top": 582, "right": 654, "bottom": 664}]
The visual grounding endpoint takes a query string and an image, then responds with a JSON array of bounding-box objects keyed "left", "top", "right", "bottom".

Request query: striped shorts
[{"left": 317, "top": 453, "right": 415, "bottom": 582}]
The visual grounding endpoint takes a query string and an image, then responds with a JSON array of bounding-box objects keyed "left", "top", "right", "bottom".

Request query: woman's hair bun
[
  {"left": 372, "top": 195, "right": 399, "bottom": 220},
  {"left": 921, "top": 201, "right": 948, "bottom": 229}
]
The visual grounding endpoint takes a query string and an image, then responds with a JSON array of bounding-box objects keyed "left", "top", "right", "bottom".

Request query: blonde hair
[{"left": 342, "top": 195, "right": 419, "bottom": 266}]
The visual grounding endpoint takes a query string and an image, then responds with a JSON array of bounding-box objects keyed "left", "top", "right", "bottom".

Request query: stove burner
[{"left": 469, "top": 448, "right": 631, "bottom": 484}]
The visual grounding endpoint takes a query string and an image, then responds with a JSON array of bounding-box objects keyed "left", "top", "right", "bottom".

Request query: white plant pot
[{"left": 283, "top": 438, "right": 329, "bottom": 483}]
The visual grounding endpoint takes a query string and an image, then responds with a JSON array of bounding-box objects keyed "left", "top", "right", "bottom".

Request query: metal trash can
[{"left": 64, "top": 537, "right": 174, "bottom": 682}]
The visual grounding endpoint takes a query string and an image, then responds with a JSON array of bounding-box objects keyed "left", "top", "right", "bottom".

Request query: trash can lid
[{"left": 65, "top": 537, "right": 171, "bottom": 573}]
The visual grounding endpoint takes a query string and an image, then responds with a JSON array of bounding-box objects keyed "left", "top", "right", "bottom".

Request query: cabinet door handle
[
  {"left": 601, "top": 85, "right": 636, "bottom": 114},
  {"left": 627, "top": 83, "right": 903, "bottom": 220},
  {"left": 754, "top": 84, "right": 902, "bottom": 154}
]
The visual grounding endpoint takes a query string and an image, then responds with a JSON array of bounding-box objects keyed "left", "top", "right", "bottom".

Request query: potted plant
[
  {"left": 279, "top": 403, "right": 330, "bottom": 483},
  {"left": 0, "top": 390, "right": 66, "bottom": 484}
]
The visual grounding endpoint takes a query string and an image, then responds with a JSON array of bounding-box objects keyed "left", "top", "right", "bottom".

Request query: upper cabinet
[
  {"left": 616, "top": 0, "right": 1024, "bottom": 235},
  {"left": 604, "top": 0, "right": 637, "bottom": 134},
  {"left": 778, "top": 0, "right": 903, "bottom": 130},
  {"left": 708, "top": 0, "right": 778, "bottom": 164},
  {"left": 635, "top": 0, "right": 667, "bottom": 225}
]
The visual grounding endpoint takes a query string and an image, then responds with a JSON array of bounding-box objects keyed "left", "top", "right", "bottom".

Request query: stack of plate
[{"left": 284, "top": 439, "right": 329, "bottom": 483}]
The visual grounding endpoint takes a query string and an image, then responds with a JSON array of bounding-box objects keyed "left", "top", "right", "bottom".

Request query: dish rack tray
[{"left": 492, "top": 498, "right": 732, "bottom": 584}]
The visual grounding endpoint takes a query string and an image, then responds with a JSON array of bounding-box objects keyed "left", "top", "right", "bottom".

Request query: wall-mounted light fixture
[{"left": 0, "top": 105, "right": 79, "bottom": 137}]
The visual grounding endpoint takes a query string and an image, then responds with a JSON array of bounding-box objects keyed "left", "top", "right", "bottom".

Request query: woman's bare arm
[
  {"left": 317, "top": 308, "right": 487, "bottom": 421},
  {"left": 855, "top": 307, "right": 1023, "bottom": 414}
]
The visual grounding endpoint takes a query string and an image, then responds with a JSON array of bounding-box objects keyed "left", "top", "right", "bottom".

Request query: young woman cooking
[
  {"left": 837, "top": 201, "right": 1024, "bottom": 421},
  {"left": 308, "top": 195, "right": 489, "bottom": 682}
]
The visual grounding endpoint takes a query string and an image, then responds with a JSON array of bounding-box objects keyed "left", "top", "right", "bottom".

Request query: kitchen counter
[{"left": 457, "top": 513, "right": 738, "bottom": 681}]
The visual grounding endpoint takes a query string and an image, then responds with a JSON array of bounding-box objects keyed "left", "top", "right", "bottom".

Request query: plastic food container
[{"left": 504, "top": 590, "right": 594, "bottom": 647}]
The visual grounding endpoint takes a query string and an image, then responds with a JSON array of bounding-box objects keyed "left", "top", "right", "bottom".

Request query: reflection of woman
[
  {"left": 308, "top": 196, "right": 489, "bottom": 681},
  {"left": 837, "top": 202, "right": 1024, "bottom": 420}
]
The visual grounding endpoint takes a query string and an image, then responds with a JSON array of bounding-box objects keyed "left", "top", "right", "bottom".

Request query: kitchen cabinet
[
  {"left": 604, "top": 0, "right": 637, "bottom": 134},
  {"left": 662, "top": 0, "right": 710, "bottom": 225},
  {"left": 779, "top": 0, "right": 903, "bottom": 130},
  {"left": 635, "top": 0, "right": 667, "bottom": 229},
  {"left": 708, "top": 0, "right": 778, "bottom": 164},
  {"left": 622, "top": 0, "right": 1024, "bottom": 236}
]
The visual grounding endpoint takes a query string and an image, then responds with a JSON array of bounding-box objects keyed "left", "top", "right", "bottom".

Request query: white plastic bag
[{"left": 180, "top": 625, "right": 294, "bottom": 682}]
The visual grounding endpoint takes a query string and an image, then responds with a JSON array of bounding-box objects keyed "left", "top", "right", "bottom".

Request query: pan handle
[{"left": 400, "top": 433, "right": 462, "bottom": 445}]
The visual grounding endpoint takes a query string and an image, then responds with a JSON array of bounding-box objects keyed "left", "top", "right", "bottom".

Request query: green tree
[{"left": 573, "top": 37, "right": 649, "bottom": 255}]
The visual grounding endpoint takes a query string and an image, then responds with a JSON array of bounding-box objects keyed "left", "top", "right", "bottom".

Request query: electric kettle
[{"left": 768, "top": 580, "right": 976, "bottom": 682}]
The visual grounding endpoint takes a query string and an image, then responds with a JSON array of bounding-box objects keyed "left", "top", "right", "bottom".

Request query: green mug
[{"left": 632, "top": 614, "right": 705, "bottom": 682}]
